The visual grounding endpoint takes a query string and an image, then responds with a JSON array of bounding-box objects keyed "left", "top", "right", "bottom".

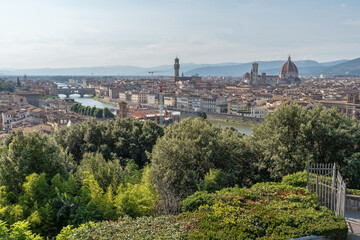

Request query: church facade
[{"left": 243, "top": 55, "right": 300, "bottom": 86}]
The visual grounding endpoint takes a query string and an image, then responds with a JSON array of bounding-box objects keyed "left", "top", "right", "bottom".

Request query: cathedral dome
[
  {"left": 279, "top": 55, "right": 298, "bottom": 77},
  {"left": 242, "top": 72, "right": 250, "bottom": 80}
]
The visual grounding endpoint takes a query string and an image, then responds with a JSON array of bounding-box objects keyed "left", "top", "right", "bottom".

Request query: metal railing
[{"left": 307, "top": 163, "right": 346, "bottom": 216}]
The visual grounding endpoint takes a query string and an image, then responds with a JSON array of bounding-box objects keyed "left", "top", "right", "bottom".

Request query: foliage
[
  {"left": 70, "top": 103, "right": 114, "bottom": 119},
  {"left": 281, "top": 170, "right": 308, "bottom": 188},
  {"left": 77, "top": 152, "right": 124, "bottom": 191},
  {"left": 56, "top": 216, "right": 190, "bottom": 240},
  {"left": 150, "top": 118, "right": 251, "bottom": 201},
  {"left": 53, "top": 118, "right": 164, "bottom": 166},
  {"left": 0, "top": 131, "right": 74, "bottom": 195},
  {"left": 347, "top": 189, "right": 360, "bottom": 195},
  {"left": 341, "top": 152, "right": 360, "bottom": 189},
  {"left": 114, "top": 168, "right": 158, "bottom": 218},
  {"left": 57, "top": 183, "right": 348, "bottom": 240},
  {"left": 237, "top": 110, "right": 251, "bottom": 114},
  {"left": 180, "top": 183, "right": 348, "bottom": 240},
  {"left": 197, "top": 168, "right": 225, "bottom": 192},
  {"left": 0, "top": 82, "right": 15, "bottom": 92},
  {"left": 198, "top": 112, "right": 207, "bottom": 119},
  {"left": 0, "top": 168, "right": 157, "bottom": 237},
  {"left": 248, "top": 102, "right": 360, "bottom": 184},
  {"left": 282, "top": 171, "right": 360, "bottom": 196},
  {"left": 0, "top": 220, "right": 42, "bottom": 240},
  {"left": 181, "top": 191, "right": 214, "bottom": 212}
]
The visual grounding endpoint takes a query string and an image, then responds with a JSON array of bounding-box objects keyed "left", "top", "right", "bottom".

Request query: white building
[
  {"left": 176, "top": 96, "right": 189, "bottom": 109},
  {"left": 147, "top": 93, "right": 158, "bottom": 105},
  {"left": 190, "top": 96, "right": 202, "bottom": 112},
  {"left": 201, "top": 96, "right": 217, "bottom": 112}
]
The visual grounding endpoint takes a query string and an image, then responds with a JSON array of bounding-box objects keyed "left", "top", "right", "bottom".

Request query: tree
[
  {"left": 95, "top": 109, "right": 103, "bottom": 118},
  {"left": 114, "top": 167, "right": 158, "bottom": 218},
  {"left": 199, "top": 112, "right": 207, "bottom": 120},
  {"left": 0, "top": 131, "right": 74, "bottom": 195},
  {"left": 91, "top": 106, "right": 97, "bottom": 116},
  {"left": 249, "top": 102, "right": 360, "bottom": 182},
  {"left": 149, "top": 118, "right": 250, "bottom": 201},
  {"left": 103, "top": 107, "right": 114, "bottom": 119},
  {"left": 249, "top": 102, "right": 310, "bottom": 181},
  {"left": 0, "top": 82, "right": 15, "bottom": 92},
  {"left": 85, "top": 106, "right": 92, "bottom": 116},
  {"left": 77, "top": 152, "right": 124, "bottom": 191},
  {"left": 0, "top": 220, "right": 42, "bottom": 240},
  {"left": 303, "top": 104, "right": 359, "bottom": 166},
  {"left": 53, "top": 119, "right": 164, "bottom": 166}
]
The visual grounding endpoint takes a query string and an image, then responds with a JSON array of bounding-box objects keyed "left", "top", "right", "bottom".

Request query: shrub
[
  {"left": 181, "top": 191, "right": 214, "bottom": 212},
  {"left": 281, "top": 170, "right": 308, "bottom": 188},
  {"left": 0, "top": 220, "right": 42, "bottom": 240},
  {"left": 198, "top": 169, "right": 225, "bottom": 193},
  {"left": 56, "top": 216, "right": 190, "bottom": 240},
  {"left": 180, "top": 183, "right": 348, "bottom": 240},
  {"left": 347, "top": 189, "right": 360, "bottom": 195}
]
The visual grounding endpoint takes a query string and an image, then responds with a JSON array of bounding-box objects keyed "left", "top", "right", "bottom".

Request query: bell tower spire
[{"left": 174, "top": 56, "right": 180, "bottom": 77}]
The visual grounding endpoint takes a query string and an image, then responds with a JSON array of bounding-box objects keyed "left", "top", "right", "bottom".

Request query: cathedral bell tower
[{"left": 174, "top": 57, "right": 180, "bottom": 77}]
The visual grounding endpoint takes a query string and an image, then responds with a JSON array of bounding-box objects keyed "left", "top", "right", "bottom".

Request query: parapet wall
[{"left": 346, "top": 194, "right": 360, "bottom": 211}]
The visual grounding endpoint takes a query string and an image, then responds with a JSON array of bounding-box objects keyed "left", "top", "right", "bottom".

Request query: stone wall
[{"left": 346, "top": 194, "right": 360, "bottom": 211}]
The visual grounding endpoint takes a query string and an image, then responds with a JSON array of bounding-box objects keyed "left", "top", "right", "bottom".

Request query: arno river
[{"left": 59, "top": 94, "right": 254, "bottom": 135}]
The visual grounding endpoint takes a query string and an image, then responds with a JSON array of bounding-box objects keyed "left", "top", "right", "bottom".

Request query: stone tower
[
  {"left": 250, "top": 62, "right": 259, "bottom": 85},
  {"left": 174, "top": 57, "right": 180, "bottom": 77},
  {"left": 117, "top": 101, "right": 128, "bottom": 119}
]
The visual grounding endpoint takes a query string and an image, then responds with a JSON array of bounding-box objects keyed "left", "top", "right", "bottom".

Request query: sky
[{"left": 0, "top": 0, "right": 360, "bottom": 68}]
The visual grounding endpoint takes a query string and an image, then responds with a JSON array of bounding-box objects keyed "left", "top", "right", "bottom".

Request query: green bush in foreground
[
  {"left": 281, "top": 170, "right": 308, "bottom": 188},
  {"left": 0, "top": 220, "right": 42, "bottom": 240},
  {"left": 56, "top": 216, "right": 190, "bottom": 240},
  {"left": 59, "top": 183, "right": 347, "bottom": 240},
  {"left": 180, "top": 183, "right": 347, "bottom": 240}
]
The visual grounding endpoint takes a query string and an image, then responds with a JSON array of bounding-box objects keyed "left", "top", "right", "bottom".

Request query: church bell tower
[{"left": 174, "top": 57, "right": 180, "bottom": 77}]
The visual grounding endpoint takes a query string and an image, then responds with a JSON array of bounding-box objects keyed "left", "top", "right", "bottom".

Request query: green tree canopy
[
  {"left": 248, "top": 102, "right": 360, "bottom": 183},
  {"left": 53, "top": 119, "right": 164, "bottom": 166},
  {"left": 149, "top": 118, "right": 251, "bottom": 201},
  {"left": 0, "top": 131, "right": 74, "bottom": 195}
]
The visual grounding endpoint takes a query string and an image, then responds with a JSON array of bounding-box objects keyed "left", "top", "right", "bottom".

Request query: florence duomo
[{"left": 243, "top": 55, "right": 300, "bottom": 86}]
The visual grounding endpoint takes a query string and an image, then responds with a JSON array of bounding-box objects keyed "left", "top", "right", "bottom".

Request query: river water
[
  {"left": 58, "top": 93, "right": 254, "bottom": 135},
  {"left": 59, "top": 94, "right": 117, "bottom": 111}
]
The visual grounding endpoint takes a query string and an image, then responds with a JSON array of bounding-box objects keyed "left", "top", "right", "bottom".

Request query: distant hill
[
  {"left": 1, "top": 58, "right": 359, "bottom": 77},
  {"left": 0, "top": 63, "right": 222, "bottom": 76},
  {"left": 319, "top": 59, "right": 349, "bottom": 67},
  {"left": 312, "top": 58, "right": 360, "bottom": 76},
  {"left": 185, "top": 60, "right": 323, "bottom": 76},
  {"left": 185, "top": 58, "right": 360, "bottom": 76}
]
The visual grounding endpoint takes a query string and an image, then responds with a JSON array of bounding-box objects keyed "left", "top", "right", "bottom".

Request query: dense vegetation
[
  {"left": 53, "top": 118, "right": 163, "bottom": 165},
  {"left": 0, "top": 119, "right": 163, "bottom": 238},
  {"left": 57, "top": 182, "right": 348, "bottom": 240},
  {"left": 0, "top": 102, "right": 358, "bottom": 238},
  {"left": 70, "top": 103, "right": 115, "bottom": 119}
]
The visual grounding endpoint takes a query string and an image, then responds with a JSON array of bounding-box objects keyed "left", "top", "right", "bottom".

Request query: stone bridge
[{"left": 58, "top": 87, "right": 95, "bottom": 98}]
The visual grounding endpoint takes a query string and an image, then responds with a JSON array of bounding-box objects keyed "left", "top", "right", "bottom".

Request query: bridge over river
[{"left": 57, "top": 86, "right": 95, "bottom": 98}]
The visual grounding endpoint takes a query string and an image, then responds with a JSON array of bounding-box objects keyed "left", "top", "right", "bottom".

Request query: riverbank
[
  {"left": 93, "top": 96, "right": 118, "bottom": 106},
  {"left": 210, "top": 118, "right": 258, "bottom": 126},
  {"left": 209, "top": 119, "right": 255, "bottom": 135}
]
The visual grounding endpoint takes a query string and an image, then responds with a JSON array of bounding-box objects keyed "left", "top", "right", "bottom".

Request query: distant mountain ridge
[{"left": 0, "top": 58, "right": 358, "bottom": 76}]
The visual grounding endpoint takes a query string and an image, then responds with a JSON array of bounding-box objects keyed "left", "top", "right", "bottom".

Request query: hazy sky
[{"left": 0, "top": 0, "right": 360, "bottom": 68}]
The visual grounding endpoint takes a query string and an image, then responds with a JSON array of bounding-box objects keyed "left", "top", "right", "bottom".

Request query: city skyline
[{"left": 1, "top": 0, "right": 360, "bottom": 69}]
